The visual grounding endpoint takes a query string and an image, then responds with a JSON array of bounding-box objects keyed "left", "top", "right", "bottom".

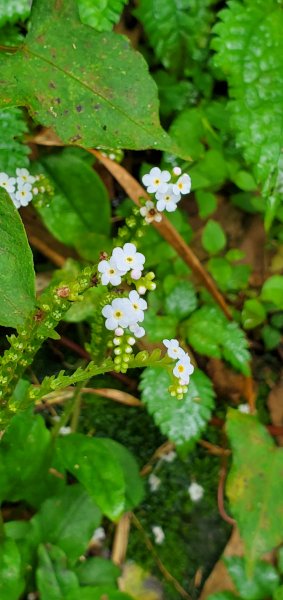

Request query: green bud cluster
[
  {"left": 135, "top": 271, "right": 156, "bottom": 295},
  {"left": 31, "top": 174, "right": 54, "bottom": 209},
  {"left": 0, "top": 266, "right": 94, "bottom": 412},
  {"left": 113, "top": 332, "right": 136, "bottom": 373},
  {"left": 116, "top": 206, "right": 146, "bottom": 247},
  {"left": 85, "top": 291, "right": 120, "bottom": 363}
]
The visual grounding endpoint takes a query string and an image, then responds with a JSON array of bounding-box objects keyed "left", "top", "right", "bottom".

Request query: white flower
[
  {"left": 172, "top": 173, "right": 191, "bottom": 195},
  {"left": 140, "top": 200, "right": 162, "bottom": 224},
  {"left": 142, "top": 167, "right": 171, "bottom": 194},
  {"left": 102, "top": 298, "right": 134, "bottom": 330},
  {"left": 156, "top": 184, "right": 181, "bottom": 212},
  {"left": 16, "top": 168, "right": 36, "bottom": 186},
  {"left": 163, "top": 339, "right": 186, "bottom": 360},
  {"left": 59, "top": 426, "right": 71, "bottom": 435},
  {"left": 14, "top": 183, "right": 33, "bottom": 207},
  {"left": 173, "top": 166, "right": 182, "bottom": 176},
  {"left": 188, "top": 482, "right": 204, "bottom": 502},
  {"left": 98, "top": 257, "right": 125, "bottom": 286},
  {"left": 149, "top": 473, "right": 161, "bottom": 492},
  {"left": 173, "top": 355, "right": 194, "bottom": 384},
  {"left": 0, "top": 172, "right": 16, "bottom": 194},
  {"left": 152, "top": 525, "right": 165, "bottom": 545},
  {"left": 112, "top": 243, "right": 145, "bottom": 275},
  {"left": 161, "top": 451, "right": 176, "bottom": 463},
  {"left": 91, "top": 527, "right": 106, "bottom": 543},
  {"left": 238, "top": 403, "right": 250, "bottom": 414},
  {"left": 128, "top": 290, "right": 147, "bottom": 323},
  {"left": 129, "top": 323, "right": 145, "bottom": 338}
]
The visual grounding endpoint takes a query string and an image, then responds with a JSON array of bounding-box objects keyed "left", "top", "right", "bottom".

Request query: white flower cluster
[
  {"left": 98, "top": 243, "right": 145, "bottom": 285},
  {"left": 163, "top": 339, "right": 194, "bottom": 387},
  {"left": 102, "top": 290, "right": 147, "bottom": 338},
  {"left": 0, "top": 168, "right": 39, "bottom": 209},
  {"left": 140, "top": 165, "right": 191, "bottom": 223}
]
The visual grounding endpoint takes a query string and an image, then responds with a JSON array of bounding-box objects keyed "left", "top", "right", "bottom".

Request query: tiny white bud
[{"left": 173, "top": 166, "right": 182, "bottom": 176}]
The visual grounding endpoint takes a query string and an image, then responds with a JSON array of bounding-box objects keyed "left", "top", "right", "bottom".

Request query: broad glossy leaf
[
  {"left": 0, "top": 539, "right": 25, "bottom": 600},
  {"left": 31, "top": 484, "right": 101, "bottom": 563},
  {"left": 140, "top": 368, "right": 215, "bottom": 450},
  {"left": 78, "top": 0, "right": 127, "bottom": 31},
  {"left": 36, "top": 149, "right": 110, "bottom": 247},
  {"left": 0, "top": 108, "right": 29, "bottom": 172},
  {"left": 224, "top": 556, "right": 279, "bottom": 600},
  {"left": 226, "top": 410, "right": 283, "bottom": 567},
  {"left": 212, "top": 0, "right": 283, "bottom": 186},
  {"left": 0, "top": 0, "right": 176, "bottom": 153},
  {"left": 75, "top": 557, "right": 120, "bottom": 587},
  {"left": 0, "top": 188, "right": 35, "bottom": 328},
  {"left": 58, "top": 434, "right": 129, "bottom": 520},
  {"left": 36, "top": 544, "right": 80, "bottom": 600},
  {"left": 0, "top": 410, "right": 63, "bottom": 506}
]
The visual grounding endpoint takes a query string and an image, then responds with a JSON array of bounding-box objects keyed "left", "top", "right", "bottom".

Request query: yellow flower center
[
  {"left": 109, "top": 269, "right": 115, "bottom": 274},
  {"left": 154, "top": 178, "right": 160, "bottom": 185},
  {"left": 126, "top": 256, "right": 133, "bottom": 263},
  {"left": 114, "top": 310, "right": 122, "bottom": 318},
  {"left": 177, "top": 365, "right": 185, "bottom": 373}
]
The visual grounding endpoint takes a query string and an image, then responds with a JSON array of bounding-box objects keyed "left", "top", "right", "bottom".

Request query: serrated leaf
[
  {"left": 0, "top": 188, "right": 35, "bottom": 328},
  {"left": 78, "top": 0, "right": 127, "bottom": 31},
  {"left": 164, "top": 280, "right": 197, "bottom": 319},
  {"left": 0, "top": 0, "right": 176, "bottom": 153},
  {"left": 224, "top": 556, "right": 279, "bottom": 600},
  {"left": 136, "top": 0, "right": 214, "bottom": 75},
  {"left": 0, "top": 0, "right": 30, "bottom": 26},
  {"left": 140, "top": 368, "right": 215, "bottom": 450},
  {"left": 212, "top": 0, "right": 283, "bottom": 187},
  {"left": 0, "top": 108, "right": 29, "bottom": 172},
  {"left": 31, "top": 484, "right": 101, "bottom": 564},
  {"left": 187, "top": 306, "right": 251, "bottom": 375},
  {"left": 36, "top": 149, "right": 110, "bottom": 248},
  {"left": 226, "top": 410, "right": 283, "bottom": 567},
  {"left": 0, "top": 539, "right": 25, "bottom": 600}
]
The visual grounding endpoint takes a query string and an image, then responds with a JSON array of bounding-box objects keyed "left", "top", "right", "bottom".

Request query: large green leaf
[
  {"left": 0, "top": 410, "right": 63, "bottom": 506},
  {"left": 78, "top": 0, "right": 127, "bottom": 31},
  {"left": 0, "top": 108, "right": 29, "bottom": 172},
  {"left": 36, "top": 544, "right": 80, "bottom": 600},
  {"left": 140, "top": 368, "right": 215, "bottom": 450},
  {"left": 226, "top": 410, "right": 283, "bottom": 567},
  {"left": 224, "top": 556, "right": 279, "bottom": 600},
  {"left": 57, "top": 434, "right": 143, "bottom": 521},
  {"left": 187, "top": 306, "right": 251, "bottom": 375},
  {"left": 36, "top": 149, "right": 110, "bottom": 248},
  {"left": 0, "top": 0, "right": 175, "bottom": 153},
  {"left": 212, "top": 0, "right": 283, "bottom": 187},
  {"left": 31, "top": 484, "right": 101, "bottom": 564},
  {"left": 0, "top": 189, "right": 35, "bottom": 328},
  {"left": 0, "top": 539, "right": 25, "bottom": 600}
]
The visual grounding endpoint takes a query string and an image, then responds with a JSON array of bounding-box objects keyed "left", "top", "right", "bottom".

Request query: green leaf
[
  {"left": 0, "top": 188, "right": 35, "bottom": 328},
  {"left": 187, "top": 306, "right": 251, "bottom": 375},
  {"left": 164, "top": 280, "right": 197, "bottom": 319},
  {"left": 0, "top": 410, "right": 62, "bottom": 506},
  {"left": 75, "top": 557, "right": 120, "bottom": 587},
  {"left": 136, "top": 0, "right": 214, "bottom": 75},
  {"left": 0, "top": 0, "right": 30, "bottom": 26},
  {"left": 36, "top": 544, "right": 80, "bottom": 600},
  {"left": 261, "top": 275, "right": 283, "bottom": 309},
  {"left": 207, "top": 594, "right": 239, "bottom": 600},
  {"left": 143, "top": 309, "right": 178, "bottom": 342},
  {"left": 78, "top": 0, "right": 127, "bottom": 31},
  {"left": 36, "top": 149, "right": 110, "bottom": 248},
  {"left": 0, "top": 539, "right": 25, "bottom": 600},
  {"left": 207, "top": 257, "right": 250, "bottom": 293},
  {"left": 57, "top": 434, "right": 143, "bottom": 520},
  {"left": 79, "top": 587, "right": 132, "bottom": 600},
  {"left": 261, "top": 325, "right": 281, "bottom": 351},
  {"left": 140, "top": 368, "right": 215, "bottom": 450},
  {"left": 0, "top": 0, "right": 175, "bottom": 153},
  {"left": 212, "top": 0, "right": 283, "bottom": 187},
  {"left": 224, "top": 556, "right": 279, "bottom": 600},
  {"left": 242, "top": 299, "right": 266, "bottom": 330},
  {"left": 274, "top": 587, "right": 283, "bottom": 600},
  {"left": 0, "top": 108, "right": 29, "bottom": 172},
  {"left": 195, "top": 190, "right": 217, "bottom": 218},
  {"left": 31, "top": 484, "right": 101, "bottom": 564},
  {"left": 201, "top": 219, "right": 227, "bottom": 254},
  {"left": 226, "top": 410, "right": 283, "bottom": 567},
  {"left": 233, "top": 170, "right": 257, "bottom": 192}
]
